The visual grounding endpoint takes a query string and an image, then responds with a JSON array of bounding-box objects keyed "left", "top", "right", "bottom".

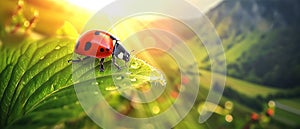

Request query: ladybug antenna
[{"left": 130, "top": 50, "right": 135, "bottom": 53}]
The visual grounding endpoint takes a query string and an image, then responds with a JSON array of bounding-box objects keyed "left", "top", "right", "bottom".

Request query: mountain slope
[{"left": 206, "top": 0, "right": 300, "bottom": 88}]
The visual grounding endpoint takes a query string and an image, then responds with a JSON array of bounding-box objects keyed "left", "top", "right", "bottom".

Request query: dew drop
[
  {"left": 94, "top": 91, "right": 99, "bottom": 95},
  {"left": 105, "top": 86, "right": 118, "bottom": 91},
  {"left": 91, "top": 82, "right": 99, "bottom": 85},
  {"left": 115, "top": 76, "right": 123, "bottom": 80},
  {"left": 149, "top": 69, "right": 167, "bottom": 87},
  {"left": 130, "top": 78, "right": 137, "bottom": 82},
  {"left": 53, "top": 97, "right": 57, "bottom": 100},
  {"left": 55, "top": 45, "right": 61, "bottom": 50},
  {"left": 130, "top": 62, "right": 141, "bottom": 69},
  {"left": 40, "top": 56, "right": 45, "bottom": 60},
  {"left": 75, "top": 101, "right": 80, "bottom": 105}
]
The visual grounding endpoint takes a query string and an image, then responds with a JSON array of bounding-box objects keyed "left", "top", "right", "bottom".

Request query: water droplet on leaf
[
  {"left": 105, "top": 86, "right": 118, "bottom": 91},
  {"left": 116, "top": 76, "right": 123, "bottom": 80},
  {"left": 130, "top": 62, "right": 141, "bottom": 69},
  {"left": 40, "top": 56, "right": 45, "bottom": 60},
  {"left": 130, "top": 78, "right": 137, "bottom": 82},
  {"left": 91, "top": 82, "right": 99, "bottom": 85},
  {"left": 149, "top": 69, "right": 167, "bottom": 87},
  {"left": 55, "top": 45, "right": 61, "bottom": 50}
]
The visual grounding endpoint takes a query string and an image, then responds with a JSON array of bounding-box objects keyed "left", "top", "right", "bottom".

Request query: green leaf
[{"left": 0, "top": 38, "right": 162, "bottom": 129}]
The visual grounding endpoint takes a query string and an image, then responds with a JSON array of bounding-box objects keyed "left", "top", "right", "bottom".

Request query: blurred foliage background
[
  {"left": 0, "top": 0, "right": 91, "bottom": 44},
  {"left": 0, "top": 0, "right": 300, "bottom": 129}
]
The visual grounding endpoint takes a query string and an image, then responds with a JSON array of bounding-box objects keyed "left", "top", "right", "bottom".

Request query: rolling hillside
[{"left": 205, "top": 0, "right": 300, "bottom": 88}]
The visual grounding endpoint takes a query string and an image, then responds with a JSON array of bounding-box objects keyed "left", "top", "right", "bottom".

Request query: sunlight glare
[{"left": 67, "top": 0, "right": 116, "bottom": 12}]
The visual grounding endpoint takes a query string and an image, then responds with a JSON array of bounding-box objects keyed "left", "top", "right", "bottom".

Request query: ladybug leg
[
  {"left": 112, "top": 56, "right": 121, "bottom": 71},
  {"left": 68, "top": 56, "right": 90, "bottom": 63},
  {"left": 99, "top": 58, "right": 105, "bottom": 72}
]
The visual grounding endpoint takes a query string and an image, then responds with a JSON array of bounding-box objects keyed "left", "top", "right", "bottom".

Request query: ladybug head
[
  {"left": 123, "top": 51, "right": 130, "bottom": 62},
  {"left": 114, "top": 41, "right": 130, "bottom": 62}
]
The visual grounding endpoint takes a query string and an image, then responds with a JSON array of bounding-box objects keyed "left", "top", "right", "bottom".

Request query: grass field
[
  {"left": 273, "top": 98, "right": 300, "bottom": 127},
  {"left": 199, "top": 69, "right": 280, "bottom": 97},
  {"left": 273, "top": 107, "right": 300, "bottom": 127},
  {"left": 277, "top": 98, "right": 300, "bottom": 110},
  {"left": 134, "top": 44, "right": 297, "bottom": 128},
  {"left": 224, "top": 33, "right": 260, "bottom": 63}
]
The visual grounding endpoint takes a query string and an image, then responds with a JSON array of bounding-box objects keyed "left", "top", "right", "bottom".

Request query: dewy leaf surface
[{"left": 0, "top": 38, "right": 162, "bottom": 129}]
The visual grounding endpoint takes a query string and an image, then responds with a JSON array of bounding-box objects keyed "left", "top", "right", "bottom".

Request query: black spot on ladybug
[
  {"left": 95, "top": 31, "right": 101, "bottom": 35},
  {"left": 76, "top": 41, "right": 80, "bottom": 49},
  {"left": 100, "top": 48, "right": 105, "bottom": 52},
  {"left": 106, "top": 48, "right": 110, "bottom": 51},
  {"left": 85, "top": 42, "right": 92, "bottom": 51}
]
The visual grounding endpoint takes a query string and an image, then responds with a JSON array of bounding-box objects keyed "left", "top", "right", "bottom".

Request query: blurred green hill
[{"left": 205, "top": 0, "right": 300, "bottom": 88}]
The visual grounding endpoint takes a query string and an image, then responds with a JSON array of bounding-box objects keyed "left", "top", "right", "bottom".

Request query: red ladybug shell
[{"left": 75, "top": 30, "right": 114, "bottom": 58}]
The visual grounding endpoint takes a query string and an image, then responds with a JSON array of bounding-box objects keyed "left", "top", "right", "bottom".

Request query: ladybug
[{"left": 68, "top": 30, "right": 131, "bottom": 72}]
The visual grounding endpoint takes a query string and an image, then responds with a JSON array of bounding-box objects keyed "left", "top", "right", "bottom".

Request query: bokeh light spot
[{"left": 225, "top": 114, "right": 233, "bottom": 123}]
